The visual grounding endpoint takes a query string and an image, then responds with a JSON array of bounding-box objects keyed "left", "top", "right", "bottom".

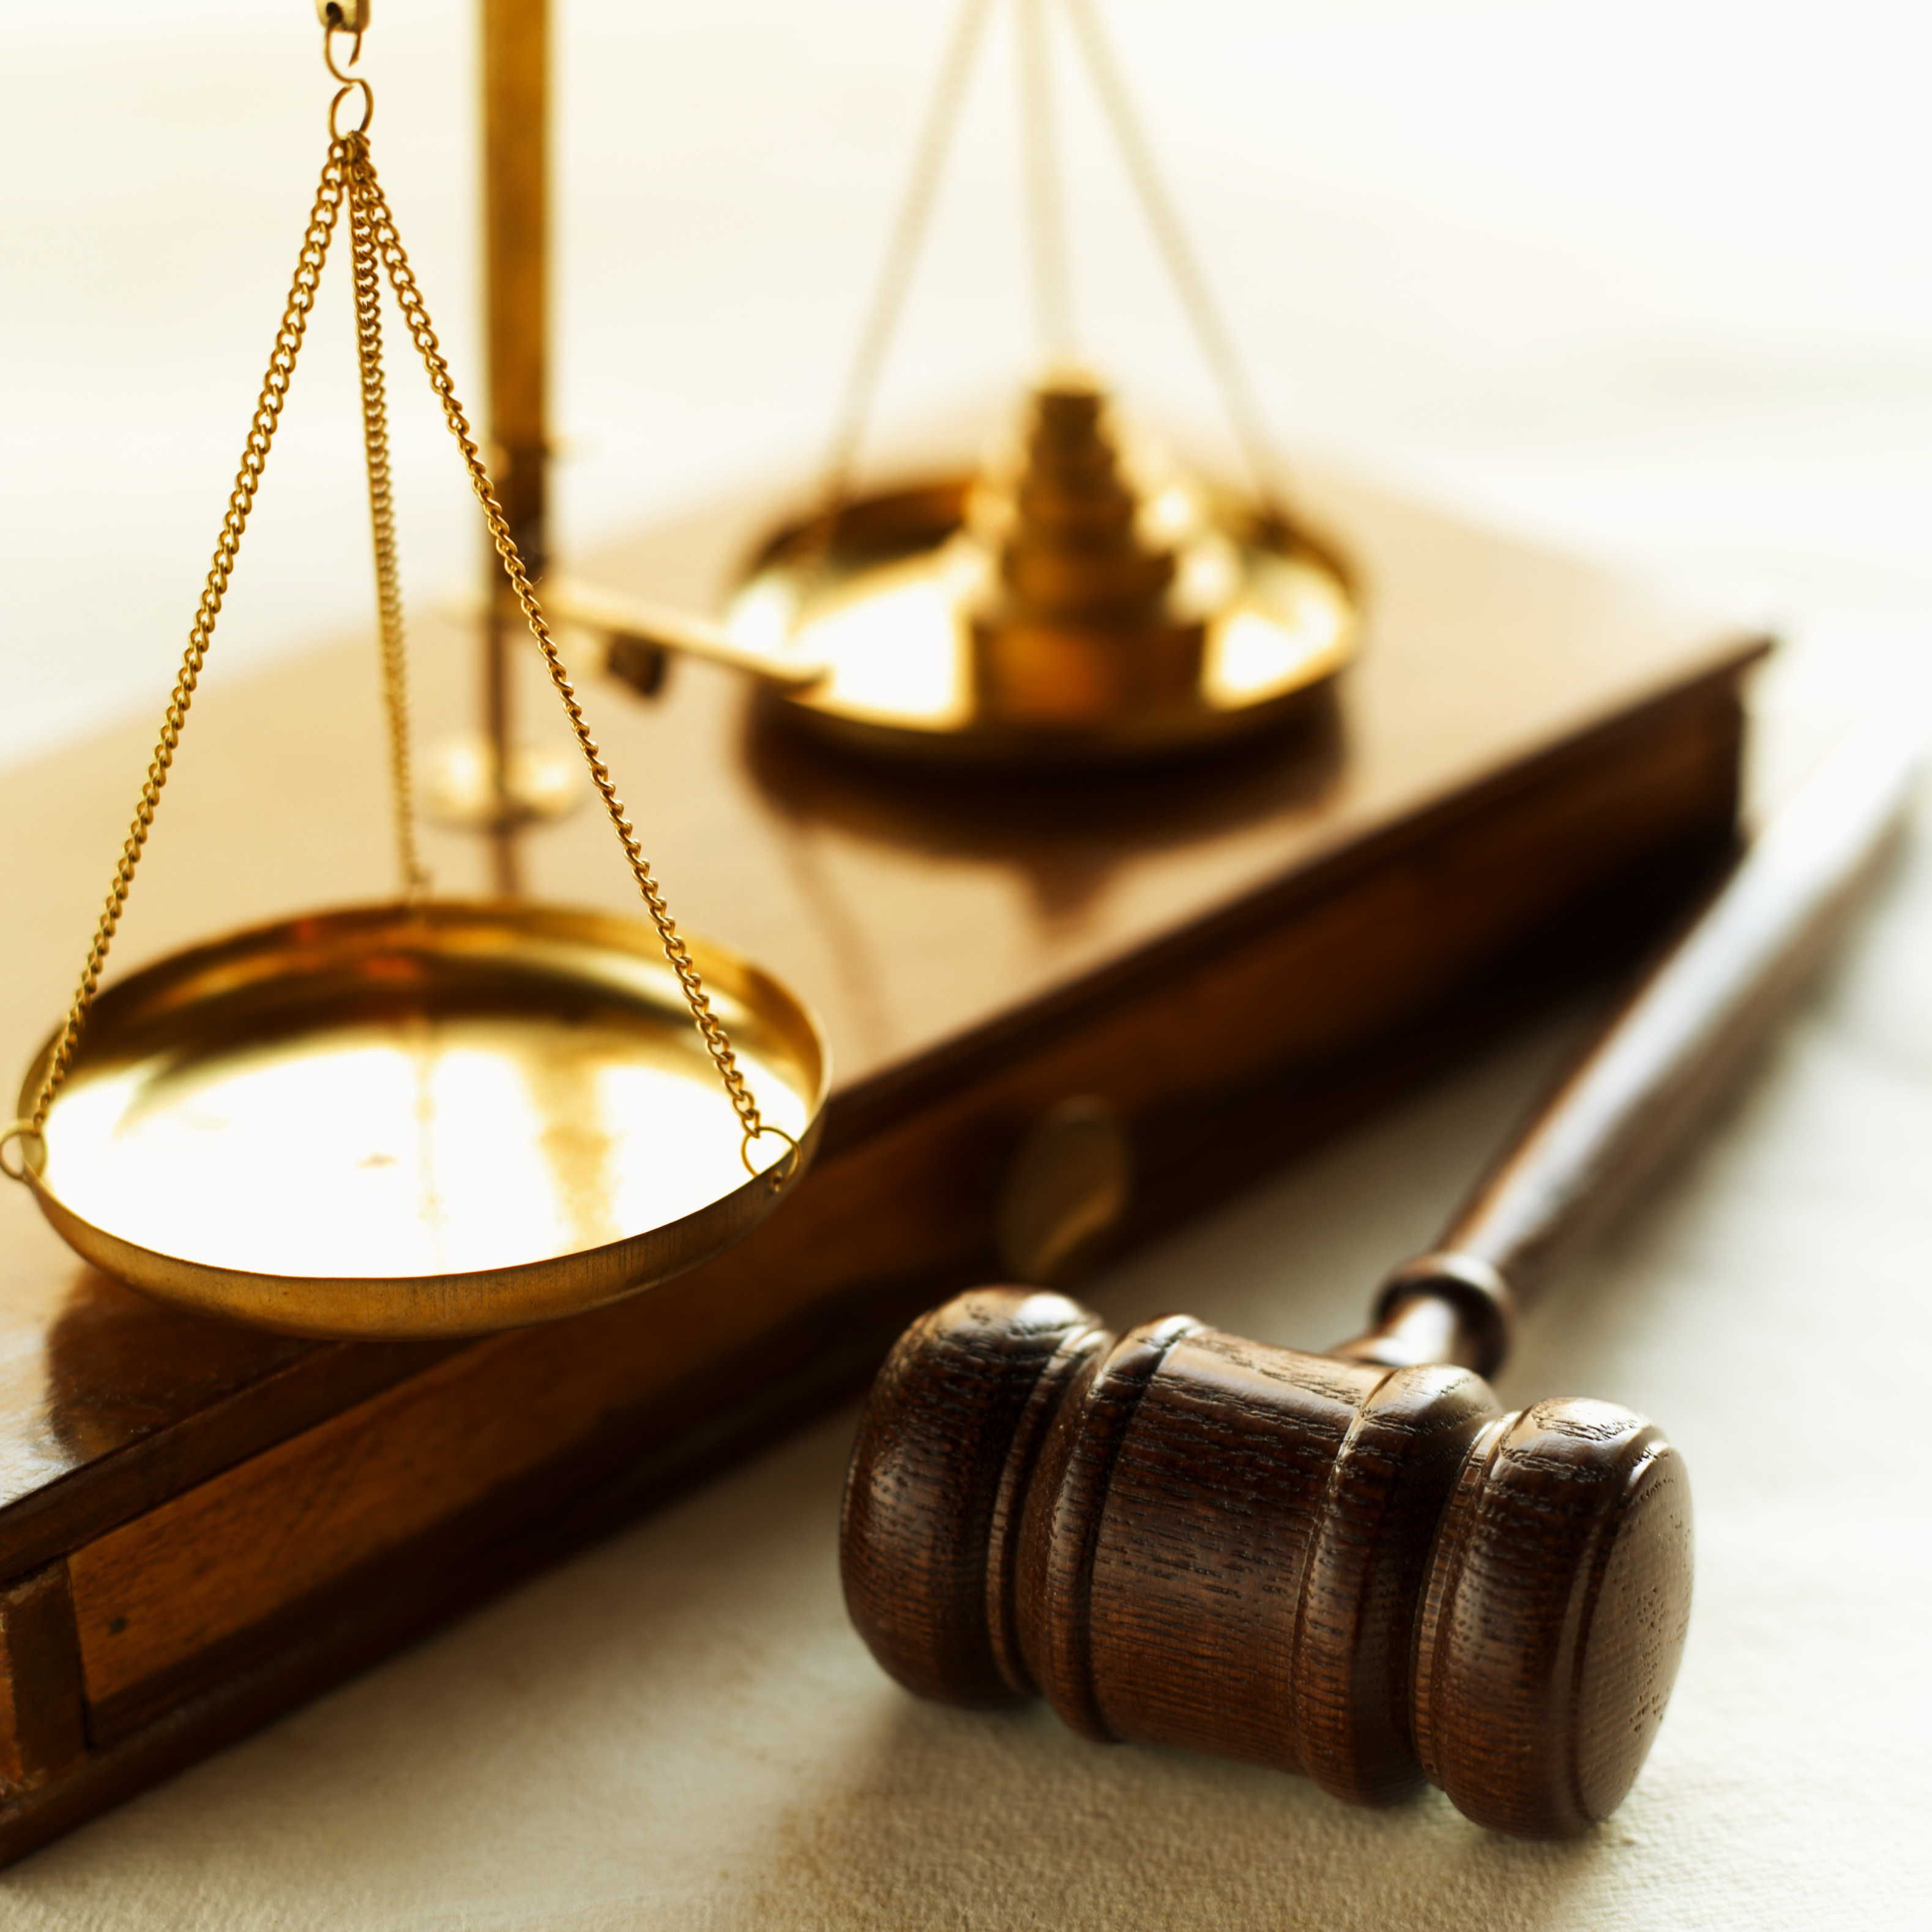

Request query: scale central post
[
  {"left": 482, "top": 0, "right": 546, "bottom": 651},
  {"left": 429, "top": 0, "right": 576, "bottom": 886}
]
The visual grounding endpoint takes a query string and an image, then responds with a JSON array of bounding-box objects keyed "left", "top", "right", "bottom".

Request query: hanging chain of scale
[
  {"left": 720, "top": 0, "right": 1359, "bottom": 764},
  {"left": 0, "top": 7, "right": 824, "bottom": 1341}
]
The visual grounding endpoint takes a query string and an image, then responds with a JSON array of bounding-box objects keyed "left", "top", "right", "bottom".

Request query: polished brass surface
[
  {"left": 722, "top": 0, "right": 1352, "bottom": 769},
  {"left": 969, "top": 376, "right": 1226, "bottom": 725},
  {"left": 546, "top": 578, "right": 826, "bottom": 690},
  {"left": 481, "top": 0, "right": 547, "bottom": 557},
  {"left": 348, "top": 120, "right": 430, "bottom": 903},
  {"left": 24, "top": 146, "right": 354, "bottom": 1137},
  {"left": 25, "top": 106, "right": 774, "bottom": 1157},
  {"left": 356, "top": 152, "right": 781, "bottom": 1152},
  {"left": 474, "top": 0, "right": 551, "bottom": 828},
  {"left": 797, "top": 0, "right": 1292, "bottom": 592},
  {"left": 726, "top": 381, "right": 1357, "bottom": 766},
  {"left": 18, "top": 903, "right": 827, "bottom": 1340},
  {"left": 7, "top": 32, "right": 818, "bottom": 1343},
  {"left": 420, "top": 0, "right": 565, "bottom": 844}
]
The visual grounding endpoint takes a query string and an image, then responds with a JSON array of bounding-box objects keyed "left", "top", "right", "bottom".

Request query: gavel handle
[{"left": 1339, "top": 717, "right": 1924, "bottom": 1378}]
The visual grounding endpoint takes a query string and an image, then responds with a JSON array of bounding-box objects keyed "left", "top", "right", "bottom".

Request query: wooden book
[{"left": 0, "top": 461, "right": 1763, "bottom": 1860}]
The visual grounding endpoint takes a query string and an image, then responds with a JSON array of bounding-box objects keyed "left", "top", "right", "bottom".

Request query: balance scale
[{"left": 0, "top": 0, "right": 1766, "bottom": 1863}]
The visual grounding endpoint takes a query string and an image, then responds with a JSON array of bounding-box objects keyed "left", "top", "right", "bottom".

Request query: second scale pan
[
  {"left": 725, "top": 478, "right": 1357, "bottom": 767},
  {"left": 17, "top": 903, "right": 827, "bottom": 1341}
]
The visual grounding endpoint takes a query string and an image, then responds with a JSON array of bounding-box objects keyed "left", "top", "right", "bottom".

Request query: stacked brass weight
[
  {"left": 968, "top": 376, "right": 1212, "bottom": 726},
  {"left": 725, "top": 373, "right": 1359, "bottom": 766}
]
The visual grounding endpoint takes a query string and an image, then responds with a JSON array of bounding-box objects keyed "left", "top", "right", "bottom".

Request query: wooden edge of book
[{"left": 0, "top": 649, "right": 1759, "bottom": 1864}]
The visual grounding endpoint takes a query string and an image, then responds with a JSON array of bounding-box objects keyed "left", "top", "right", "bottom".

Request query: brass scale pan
[
  {"left": 718, "top": 373, "right": 1357, "bottom": 770},
  {"left": 17, "top": 902, "right": 827, "bottom": 1341},
  {"left": 8, "top": 18, "right": 839, "bottom": 1342}
]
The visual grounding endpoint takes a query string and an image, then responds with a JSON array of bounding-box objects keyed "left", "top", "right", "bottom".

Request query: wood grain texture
[
  {"left": 0, "top": 1272, "right": 894, "bottom": 1867},
  {"left": 0, "top": 677, "right": 1743, "bottom": 1597},
  {"left": 1288, "top": 1360, "right": 1505, "bottom": 1804},
  {"left": 0, "top": 464, "right": 1759, "bottom": 1857},
  {"left": 841, "top": 1291, "right": 1687, "bottom": 1837},
  {"left": 836, "top": 736, "right": 1925, "bottom": 1835},
  {"left": 0, "top": 468, "right": 1756, "bottom": 1587},
  {"left": 835, "top": 734, "right": 1931, "bottom": 1832},
  {"left": 69, "top": 1341, "right": 581, "bottom": 1715},
  {"left": 838, "top": 1289, "right": 1105, "bottom": 1707},
  {"left": 1440, "top": 716, "right": 1922, "bottom": 1307},
  {"left": 23, "top": 764, "right": 1718, "bottom": 1742},
  {"left": 0, "top": 1565, "right": 85, "bottom": 1794},
  {"left": 1018, "top": 1316, "right": 1203, "bottom": 1743},
  {"left": 1412, "top": 1400, "right": 1692, "bottom": 1836},
  {"left": 1082, "top": 1328, "right": 1379, "bottom": 1767},
  {"left": 840, "top": 736, "right": 1908, "bottom": 1833},
  {"left": 1348, "top": 716, "right": 1922, "bottom": 1376}
]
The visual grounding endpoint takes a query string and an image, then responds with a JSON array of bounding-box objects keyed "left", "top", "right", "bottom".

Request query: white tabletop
[{"left": 3, "top": 5, "right": 1929, "bottom": 1926}]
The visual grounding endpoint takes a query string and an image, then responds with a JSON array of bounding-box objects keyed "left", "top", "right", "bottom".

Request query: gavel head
[{"left": 840, "top": 1288, "right": 1693, "bottom": 1839}]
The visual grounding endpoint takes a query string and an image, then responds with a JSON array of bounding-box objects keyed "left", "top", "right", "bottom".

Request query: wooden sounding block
[{"left": 0, "top": 462, "right": 1763, "bottom": 1860}]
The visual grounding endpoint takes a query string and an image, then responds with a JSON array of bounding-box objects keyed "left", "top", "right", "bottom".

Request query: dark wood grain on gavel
[{"left": 842, "top": 721, "right": 1922, "bottom": 1838}]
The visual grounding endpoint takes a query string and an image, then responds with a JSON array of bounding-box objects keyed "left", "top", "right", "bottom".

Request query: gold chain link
[
  {"left": 23, "top": 145, "right": 352, "bottom": 1136},
  {"left": 813, "top": 0, "right": 1288, "bottom": 526},
  {"left": 808, "top": 0, "right": 995, "bottom": 530},
  {"left": 345, "top": 135, "right": 428, "bottom": 901},
  {"left": 1057, "top": 0, "right": 1287, "bottom": 521},
  {"left": 347, "top": 150, "right": 775, "bottom": 1160},
  {"left": 12, "top": 56, "right": 783, "bottom": 1187},
  {"left": 1017, "top": 0, "right": 1075, "bottom": 365}
]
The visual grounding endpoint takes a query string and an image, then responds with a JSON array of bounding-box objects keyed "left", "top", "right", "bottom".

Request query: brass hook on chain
[
  {"left": 318, "top": 1, "right": 371, "bottom": 39},
  {"left": 740, "top": 1122, "right": 802, "bottom": 1193},
  {"left": 322, "top": 3, "right": 374, "bottom": 140}
]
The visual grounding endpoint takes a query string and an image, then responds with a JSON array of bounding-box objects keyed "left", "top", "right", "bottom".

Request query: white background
[{"left": 5, "top": 0, "right": 1931, "bottom": 765}]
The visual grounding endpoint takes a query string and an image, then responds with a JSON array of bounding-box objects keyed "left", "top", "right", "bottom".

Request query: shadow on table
[{"left": 746, "top": 1691, "right": 1618, "bottom": 1932}]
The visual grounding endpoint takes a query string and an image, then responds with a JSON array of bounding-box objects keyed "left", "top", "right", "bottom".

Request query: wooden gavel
[{"left": 841, "top": 722, "right": 1920, "bottom": 1838}]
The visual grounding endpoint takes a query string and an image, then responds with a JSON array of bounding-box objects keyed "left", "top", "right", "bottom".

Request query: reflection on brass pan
[
  {"left": 743, "top": 673, "right": 1345, "bottom": 940},
  {"left": 17, "top": 903, "right": 827, "bottom": 1341},
  {"left": 726, "top": 378, "right": 1359, "bottom": 767}
]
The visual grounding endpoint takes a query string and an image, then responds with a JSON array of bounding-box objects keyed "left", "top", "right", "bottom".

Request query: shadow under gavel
[{"left": 841, "top": 722, "right": 1920, "bottom": 1839}]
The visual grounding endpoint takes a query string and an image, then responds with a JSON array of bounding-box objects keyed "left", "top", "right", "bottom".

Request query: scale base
[{"left": 0, "top": 459, "right": 1767, "bottom": 1863}]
